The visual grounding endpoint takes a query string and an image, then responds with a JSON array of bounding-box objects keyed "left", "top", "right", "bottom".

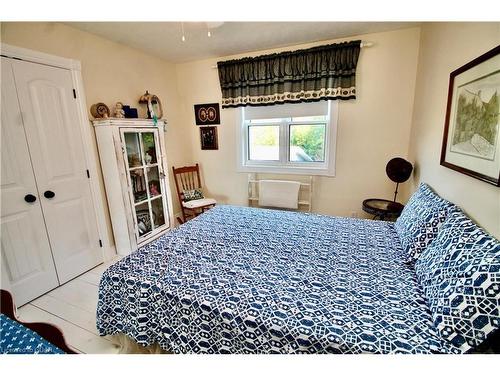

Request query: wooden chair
[{"left": 172, "top": 163, "right": 216, "bottom": 223}]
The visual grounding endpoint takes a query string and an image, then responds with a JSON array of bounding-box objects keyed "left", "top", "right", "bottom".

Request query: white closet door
[
  {"left": 11, "top": 59, "right": 102, "bottom": 283},
  {"left": 1, "top": 58, "right": 59, "bottom": 305}
]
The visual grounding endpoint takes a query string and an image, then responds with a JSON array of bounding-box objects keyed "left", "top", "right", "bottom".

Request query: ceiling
[{"left": 67, "top": 22, "right": 419, "bottom": 63}]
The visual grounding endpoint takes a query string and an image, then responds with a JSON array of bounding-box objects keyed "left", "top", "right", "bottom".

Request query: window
[{"left": 237, "top": 101, "right": 337, "bottom": 176}]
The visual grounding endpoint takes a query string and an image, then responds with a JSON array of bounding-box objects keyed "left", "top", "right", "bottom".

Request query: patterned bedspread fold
[{"left": 96, "top": 205, "right": 457, "bottom": 353}]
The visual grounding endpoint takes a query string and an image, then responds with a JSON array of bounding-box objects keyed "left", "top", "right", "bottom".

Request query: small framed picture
[
  {"left": 441, "top": 45, "right": 500, "bottom": 186},
  {"left": 200, "top": 126, "right": 218, "bottom": 150},
  {"left": 194, "top": 103, "right": 220, "bottom": 125}
]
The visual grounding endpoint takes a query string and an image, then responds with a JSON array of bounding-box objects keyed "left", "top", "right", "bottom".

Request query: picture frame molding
[{"left": 440, "top": 45, "right": 500, "bottom": 187}]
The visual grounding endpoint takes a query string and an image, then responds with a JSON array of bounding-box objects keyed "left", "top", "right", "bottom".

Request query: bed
[
  {"left": 0, "top": 290, "right": 75, "bottom": 354},
  {"left": 96, "top": 204, "right": 466, "bottom": 354},
  {"left": 0, "top": 314, "right": 65, "bottom": 354}
]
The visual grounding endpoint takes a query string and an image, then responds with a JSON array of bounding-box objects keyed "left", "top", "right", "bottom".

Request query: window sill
[{"left": 237, "top": 163, "right": 335, "bottom": 177}]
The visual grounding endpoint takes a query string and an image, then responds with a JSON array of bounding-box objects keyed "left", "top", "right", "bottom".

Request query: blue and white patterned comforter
[
  {"left": 0, "top": 314, "right": 64, "bottom": 354},
  {"left": 96, "top": 205, "right": 457, "bottom": 353}
]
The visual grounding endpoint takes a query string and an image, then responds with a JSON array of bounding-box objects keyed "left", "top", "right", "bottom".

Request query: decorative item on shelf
[
  {"left": 114, "top": 102, "right": 125, "bottom": 118},
  {"left": 136, "top": 209, "right": 154, "bottom": 235},
  {"left": 151, "top": 96, "right": 163, "bottom": 119},
  {"left": 194, "top": 103, "right": 220, "bottom": 125},
  {"left": 386, "top": 157, "right": 413, "bottom": 202},
  {"left": 200, "top": 126, "right": 218, "bottom": 150},
  {"left": 122, "top": 105, "right": 138, "bottom": 118},
  {"left": 149, "top": 180, "right": 160, "bottom": 196},
  {"left": 139, "top": 91, "right": 163, "bottom": 125},
  {"left": 441, "top": 45, "right": 500, "bottom": 186},
  {"left": 90, "top": 102, "right": 110, "bottom": 118},
  {"left": 129, "top": 154, "right": 141, "bottom": 168}
]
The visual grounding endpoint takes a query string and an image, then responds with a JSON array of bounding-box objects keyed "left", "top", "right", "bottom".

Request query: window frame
[{"left": 237, "top": 101, "right": 338, "bottom": 176}]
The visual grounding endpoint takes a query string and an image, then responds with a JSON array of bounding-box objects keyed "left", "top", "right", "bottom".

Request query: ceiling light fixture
[
  {"left": 180, "top": 22, "right": 223, "bottom": 42},
  {"left": 207, "top": 22, "right": 224, "bottom": 38},
  {"left": 206, "top": 22, "right": 215, "bottom": 38}
]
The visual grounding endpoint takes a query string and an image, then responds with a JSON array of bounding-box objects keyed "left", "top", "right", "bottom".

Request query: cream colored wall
[
  {"left": 6, "top": 22, "right": 495, "bottom": 240},
  {"left": 0, "top": 22, "right": 191, "bottom": 246},
  {"left": 175, "top": 27, "right": 421, "bottom": 218},
  {"left": 406, "top": 22, "right": 500, "bottom": 238}
]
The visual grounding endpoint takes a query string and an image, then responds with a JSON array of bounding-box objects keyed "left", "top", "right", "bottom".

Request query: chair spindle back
[{"left": 172, "top": 163, "right": 202, "bottom": 201}]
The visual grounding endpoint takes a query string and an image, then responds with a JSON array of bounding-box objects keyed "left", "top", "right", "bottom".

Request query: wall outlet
[{"left": 350, "top": 211, "right": 358, "bottom": 218}]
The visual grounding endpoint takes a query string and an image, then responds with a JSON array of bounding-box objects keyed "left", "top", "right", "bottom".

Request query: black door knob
[
  {"left": 24, "top": 194, "right": 37, "bottom": 203},
  {"left": 44, "top": 190, "right": 55, "bottom": 199}
]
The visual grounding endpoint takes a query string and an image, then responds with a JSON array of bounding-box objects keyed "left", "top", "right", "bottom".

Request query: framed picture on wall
[
  {"left": 194, "top": 103, "right": 220, "bottom": 125},
  {"left": 441, "top": 45, "right": 500, "bottom": 186},
  {"left": 200, "top": 126, "right": 218, "bottom": 150}
]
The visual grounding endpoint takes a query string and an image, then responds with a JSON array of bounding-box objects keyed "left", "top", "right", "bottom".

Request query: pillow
[
  {"left": 415, "top": 209, "right": 500, "bottom": 353},
  {"left": 395, "top": 183, "right": 456, "bottom": 263},
  {"left": 182, "top": 188, "right": 204, "bottom": 202}
]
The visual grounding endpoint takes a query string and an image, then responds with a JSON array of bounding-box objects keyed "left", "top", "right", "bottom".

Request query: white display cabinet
[{"left": 93, "top": 119, "right": 174, "bottom": 255}]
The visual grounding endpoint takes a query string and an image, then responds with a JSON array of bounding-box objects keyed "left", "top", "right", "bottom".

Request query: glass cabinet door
[{"left": 122, "top": 129, "right": 169, "bottom": 242}]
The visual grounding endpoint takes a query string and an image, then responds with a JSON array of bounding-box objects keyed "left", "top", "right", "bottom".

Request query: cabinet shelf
[
  {"left": 134, "top": 194, "right": 162, "bottom": 206},
  {"left": 127, "top": 163, "right": 159, "bottom": 171}
]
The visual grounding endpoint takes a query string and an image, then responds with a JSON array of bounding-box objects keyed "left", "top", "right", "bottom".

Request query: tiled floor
[{"left": 16, "top": 256, "right": 123, "bottom": 354}]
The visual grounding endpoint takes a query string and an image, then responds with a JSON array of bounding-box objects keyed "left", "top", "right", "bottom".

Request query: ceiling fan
[{"left": 180, "top": 22, "right": 225, "bottom": 41}]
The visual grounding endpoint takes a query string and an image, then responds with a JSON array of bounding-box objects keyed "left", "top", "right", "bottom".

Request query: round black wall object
[{"left": 386, "top": 158, "right": 413, "bottom": 183}]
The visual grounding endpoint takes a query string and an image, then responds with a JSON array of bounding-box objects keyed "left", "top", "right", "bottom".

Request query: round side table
[{"left": 362, "top": 198, "right": 404, "bottom": 221}]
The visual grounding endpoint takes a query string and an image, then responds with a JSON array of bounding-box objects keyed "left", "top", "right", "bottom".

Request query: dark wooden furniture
[
  {"left": 362, "top": 198, "right": 404, "bottom": 220},
  {"left": 172, "top": 163, "right": 216, "bottom": 223},
  {"left": 0, "top": 289, "right": 76, "bottom": 354}
]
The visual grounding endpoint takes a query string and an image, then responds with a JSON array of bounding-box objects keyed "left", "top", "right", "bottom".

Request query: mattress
[{"left": 96, "top": 205, "right": 458, "bottom": 353}]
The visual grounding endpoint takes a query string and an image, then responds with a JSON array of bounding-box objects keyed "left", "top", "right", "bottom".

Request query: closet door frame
[{"left": 0, "top": 43, "right": 114, "bottom": 262}]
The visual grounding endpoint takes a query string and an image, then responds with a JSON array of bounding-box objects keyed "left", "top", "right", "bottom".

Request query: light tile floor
[{"left": 16, "top": 256, "right": 123, "bottom": 354}]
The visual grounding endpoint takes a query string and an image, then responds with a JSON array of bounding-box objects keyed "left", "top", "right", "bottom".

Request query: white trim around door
[{"left": 0, "top": 42, "right": 115, "bottom": 261}]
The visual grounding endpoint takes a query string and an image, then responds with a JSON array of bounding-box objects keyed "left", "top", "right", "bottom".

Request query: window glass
[
  {"left": 135, "top": 202, "right": 152, "bottom": 237},
  {"left": 130, "top": 169, "right": 147, "bottom": 203},
  {"left": 151, "top": 198, "right": 165, "bottom": 228},
  {"left": 124, "top": 133, "right": 142, "bottom": 167},
  {"left": 147, "top": 167, "right": 161, "bottom": 197},
  {"left": 248, "top": 125, "right": 280, "bottom": 161},
  {"left": 240, "top": 101, "right": 335, "bottom": 175},
  {"left": 141, "top": 132, "right": 157, "bottom": 164},
  {"left": 289, "top": 124, "right": 326, "bottom": 162}
]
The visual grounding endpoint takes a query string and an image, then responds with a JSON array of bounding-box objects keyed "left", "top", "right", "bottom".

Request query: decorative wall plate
[{"left": 90, "top": 102, "right": 110, "bottom": 118}]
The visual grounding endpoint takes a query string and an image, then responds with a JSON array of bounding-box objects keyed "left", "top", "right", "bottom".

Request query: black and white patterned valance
[{"left": 217, "top": 40, "right": 361, "bottom": 108}]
